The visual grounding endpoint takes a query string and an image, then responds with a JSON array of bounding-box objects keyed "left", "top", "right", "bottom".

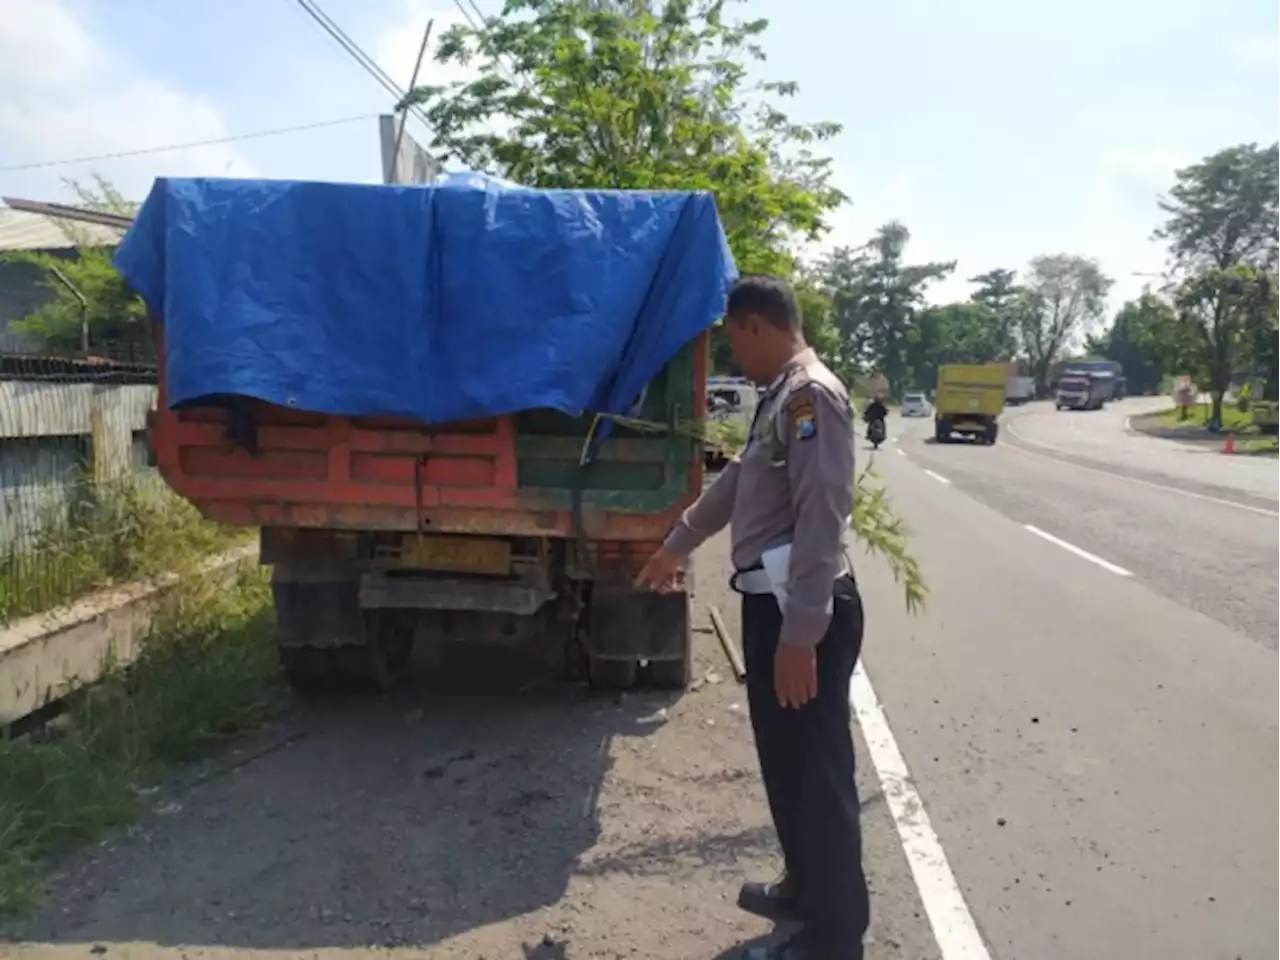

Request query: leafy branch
[{"left": 605, "top": 410, "right": 927, "bottom": 612}]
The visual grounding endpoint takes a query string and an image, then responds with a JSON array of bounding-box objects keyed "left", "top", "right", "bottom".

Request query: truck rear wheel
[
  {"left": 278, "top": 613, "right": 414, "bottom": 695},
  {"left": 644, "top": 647, "right": 693, "bottom": 690},
  {"left": 588, "top": 657, "right": 639, "bottom": 690},
  {"left": 272, "top": 575, "right": 415, "bottom": 695},
  {"left": 642, "top": 594, "right": 694, "bottom": 689},
  {"left": 587, "top": 586, "right": 693, "bottom": 691}
]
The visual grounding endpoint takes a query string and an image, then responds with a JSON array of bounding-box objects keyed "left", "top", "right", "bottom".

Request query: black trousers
[{"left": 742, "top": 575, "right": 868, "bottom": 959}]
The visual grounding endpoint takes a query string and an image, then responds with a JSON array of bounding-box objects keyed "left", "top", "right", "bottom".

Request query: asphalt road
[
  {"left": 854, "top": 402, "right": 1277, "bottom": 959},
  {"left": 4, "top": 400, "right": 1276, "bottom": 960}
]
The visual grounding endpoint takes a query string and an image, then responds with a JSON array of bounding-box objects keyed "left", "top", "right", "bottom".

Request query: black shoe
[
  {"left": 736, "top": 874, "right": 801, "bottom": 923},
  {"left": 740, "top": 928, "right": 860, "bottom": 960}
]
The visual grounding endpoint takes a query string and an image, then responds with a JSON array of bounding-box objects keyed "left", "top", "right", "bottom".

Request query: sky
[{"left": 1, "top": 0, "right": 1277, "bottom": 310}]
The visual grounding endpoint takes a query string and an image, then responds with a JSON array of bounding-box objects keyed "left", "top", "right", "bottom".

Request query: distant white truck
[{"left": 1006, "top": 375, "right": 1035, "bottom": 406}]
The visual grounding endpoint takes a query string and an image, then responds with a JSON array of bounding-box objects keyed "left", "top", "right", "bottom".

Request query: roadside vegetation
[
  {"left": 0, "top": 478, "right": 246, "bottom": 626},
  {"left": 1132, "top": 402, "right": 1278, "bottom": 456},
  {"left": 1155, "top": 405, "right": 1256, "bottom": 432},
  {"left": 0, "top": 564, "right": 280, "bottom": 914}
]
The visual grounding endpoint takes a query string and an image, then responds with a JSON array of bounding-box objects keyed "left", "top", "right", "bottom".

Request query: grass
[
  {"left": 1238, "top": 436, "right": 1280, "bottom": 455},
  {"left": 0, "top": 475, "right": 245, "bottom": 626},
  {"left": 0, "top": 564, "right": 281, "bottom": 915},
  {"left": 1145, "top": 403, "right": 1278, "bottom": 456},
  {"left": 1155, "top": 404, "right": 1257, "bottom": 432}
]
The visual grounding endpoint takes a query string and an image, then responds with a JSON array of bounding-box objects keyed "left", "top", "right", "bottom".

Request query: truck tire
[
  {"left": 934, "top": 422, "right": 949, "bottom": 443},
  {"left": 588, "top": 657, "right": 639, "bottom": 690},
  {"left": 587, "top": 586, "right": 692, "bottom": 691},
  {"left": 985, "top": 423, "right": 999, "bottom": 445},
  {"left": 279, "top": 614, "right": 414, "bottom": 695},
  {"left": 273, "top": 576, "right": 414, "bottom": 695},
  {"left": 642, "top": 592, "right": 694, "bottom": 689}
]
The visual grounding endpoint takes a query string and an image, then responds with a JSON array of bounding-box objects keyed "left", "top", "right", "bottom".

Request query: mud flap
[
  {"left": 271, "top": 572, "right": 414, "bottom": 693},
  {"left": 271, "top": 574, "right": 367, "bottom": 650},
  {"left": 587, "top": 588, "right": 692, "bottom": 663}
]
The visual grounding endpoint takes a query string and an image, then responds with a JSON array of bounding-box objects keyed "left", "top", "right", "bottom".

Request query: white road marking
[
  {"left": 896, "top": 447, "right": 907, "bottom": 457},
  {"left": 923, "top": 469, "right": 951, "bottom": 485},
  {"left": 1023, "top": 524, "right": 1134, "bottom": 577},
  {"left": 1004, "top": 420, "right": 1279, "bottom": 518},
  {"left": 850, "top": 665, "right": 992, "bottom": 960}
]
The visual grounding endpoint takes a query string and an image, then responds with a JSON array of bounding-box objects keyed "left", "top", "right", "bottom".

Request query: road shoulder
[{"left": 2, "top": 530, "right": 939, "bottom": 960}]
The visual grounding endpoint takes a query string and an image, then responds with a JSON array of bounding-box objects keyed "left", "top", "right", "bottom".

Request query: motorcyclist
[{"left": 862, "top": 396, "right": 888, "bottom": 425}]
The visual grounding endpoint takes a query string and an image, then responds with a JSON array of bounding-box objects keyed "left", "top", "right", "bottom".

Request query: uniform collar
[{"left": 764, "top": 348, "right": 816, "bottom": 398}]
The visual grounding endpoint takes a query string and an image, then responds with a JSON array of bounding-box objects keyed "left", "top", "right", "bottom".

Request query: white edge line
[
  {"left": 1023, "top": 524, "right": 1133, "bottom": 577},
  {"left": 851, "top": 664, "right": 992, "bottom": 960},
  {"left": 923, "top": 469, "right": 951, "bottom": 485},
  {"left": 1003, "top": 420, "right": 1279, "bottom": 518}
]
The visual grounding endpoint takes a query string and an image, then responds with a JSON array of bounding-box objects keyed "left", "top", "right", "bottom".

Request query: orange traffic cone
[{"left": 1221, "top": 432, "right": 1236, "bottom": 455}]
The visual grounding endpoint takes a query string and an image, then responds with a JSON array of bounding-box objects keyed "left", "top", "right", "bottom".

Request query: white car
[{"left": 900, "top": 393, "right": 931, "bottom": 417}]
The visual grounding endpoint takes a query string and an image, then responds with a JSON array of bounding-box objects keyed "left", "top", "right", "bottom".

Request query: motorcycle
[{"left": 866, "top": 416, "right": 887, "bottom": 450}]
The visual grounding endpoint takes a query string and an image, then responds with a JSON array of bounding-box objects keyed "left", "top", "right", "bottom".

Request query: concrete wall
[{"left": 0, "top": 381, "right": 157, "bottom": 547}]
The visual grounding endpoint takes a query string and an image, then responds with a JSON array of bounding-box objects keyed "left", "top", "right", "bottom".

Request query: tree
[
  {"left": 816, "top": 222, "right": 955, "bottom": 394},
  {"left": 1156, "top": 143, "right": 1278, "bottom": 274},
  {"left": 1174, "top": 266, "right": 1278, "bottom": 416},
  {"left": 1016, "top": 254, "right": 1112, "bottom": 391},
  {"left": 967, "top": 267, "right": 1020, "bottom": 359},
  {"left": 908, "top": 301, "right": 1006, "bottom": 390},
  {"left": 1155, "top": 143, "right": 1280, "bottom": 421},
  {"left": 1087, "top": 293, "right": 1186, "bottom": 396},
  {"left": 3, "top": 175, "right": 144, "bottom": 354},
  {"left": 403, "top": 0, "right": 847, "bottom": 374},
  {"left": 402, "top": 0, "right": 926, "bottom": 608},
  {"left": 969, "top": 268, "right": 1020, "bottom": 314}
]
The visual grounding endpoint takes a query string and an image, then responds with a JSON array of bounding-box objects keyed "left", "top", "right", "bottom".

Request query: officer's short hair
[{"left": 726, "top": 275, "right": 801, "bottom": 331}]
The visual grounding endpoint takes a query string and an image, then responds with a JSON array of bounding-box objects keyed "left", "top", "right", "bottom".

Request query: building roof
[{"left": 0, "top": 197, "right": 132, "bottom": 252}]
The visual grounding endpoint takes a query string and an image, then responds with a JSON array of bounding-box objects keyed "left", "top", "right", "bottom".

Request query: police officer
[{"left": 636, "top": 275, "right": 868, "bottom": 960}]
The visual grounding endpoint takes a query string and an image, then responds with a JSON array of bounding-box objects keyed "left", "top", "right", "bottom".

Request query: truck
[
  {"left": 123, "top": 175, "right": 736, "bottom": 696},
  {"left": 1005, "top": 375, "right": 1035, "bottom": 406},
  {"left": 1056, "top": 370, "right": 1112, "bottom": 410},
  {"left": 1251, "top": 400, "right": 1279, "bottom": 435},
  {"left": 705, "top": 375, "right": 759, "bottom": 468},
  {"left": 934, "top": 363, "right": 1007, "bottom": 444}
]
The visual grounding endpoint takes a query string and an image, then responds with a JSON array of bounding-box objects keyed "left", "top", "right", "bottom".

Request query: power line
[
  {"left": 292, "top": 0, "right": 435, "bottom": 131},
  {"left": 0, "top": 114, "right": 376, "bottom": 173}
]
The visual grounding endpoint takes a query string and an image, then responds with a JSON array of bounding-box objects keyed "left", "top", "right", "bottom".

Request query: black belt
[{"left": 728, "top": 560, "right": 765, "bottom": 595}]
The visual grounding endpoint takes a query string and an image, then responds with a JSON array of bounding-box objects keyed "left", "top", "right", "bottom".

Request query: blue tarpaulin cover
[{"left": 114, "top": 174, "right": 737, "bottom": 425}]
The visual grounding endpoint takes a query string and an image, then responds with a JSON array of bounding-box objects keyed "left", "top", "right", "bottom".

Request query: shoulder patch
[{"left": 789, "top": 390, "right": 818, "bottom": 441}]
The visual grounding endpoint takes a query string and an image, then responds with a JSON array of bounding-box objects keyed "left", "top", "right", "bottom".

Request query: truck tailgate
[{"left": 149, "top": 328, "right": 708, "bottom": 543}]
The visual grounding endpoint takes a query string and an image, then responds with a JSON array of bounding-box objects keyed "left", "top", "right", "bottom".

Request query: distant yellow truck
[{"left": 935, "top": 363, "right": 1008, "bottom": 445}]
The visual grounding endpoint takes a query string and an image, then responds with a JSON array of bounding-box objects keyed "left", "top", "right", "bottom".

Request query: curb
[{"left": 0, "top": 543, "right": 257, "bottom": 726}]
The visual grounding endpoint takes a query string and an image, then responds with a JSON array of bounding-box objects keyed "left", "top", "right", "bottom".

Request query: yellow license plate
[{"left": 400, "top": 535, "right": 511, "bottom": 575}]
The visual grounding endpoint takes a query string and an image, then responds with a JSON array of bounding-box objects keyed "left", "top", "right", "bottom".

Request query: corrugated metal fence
[{"left": 0, "top": 345, "right": 165, "bottom": 624}]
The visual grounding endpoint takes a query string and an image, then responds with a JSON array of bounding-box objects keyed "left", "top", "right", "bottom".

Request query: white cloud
[
  {"left": 1226, "top": 32, "right": 1279, "bottom": 71},
  {"left": 0, "top": 0, "right": 254, "bottom": 205},
  {"left": 1063, "top": 152, "right": 1175, "bottom": 309},
  {"left": 818, "top": 171, "right": 975, "bottom": 305},
  {"left": 371, "top": 0, "right": 516, "bottom": 157},
  {"left": 1098, "top": 146, "right": 1191, "bottom": 189}
]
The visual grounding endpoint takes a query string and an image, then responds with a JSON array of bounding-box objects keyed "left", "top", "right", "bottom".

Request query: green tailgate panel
[{"left": 513, "top": 341, "right": 698, "bottom": 513}]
